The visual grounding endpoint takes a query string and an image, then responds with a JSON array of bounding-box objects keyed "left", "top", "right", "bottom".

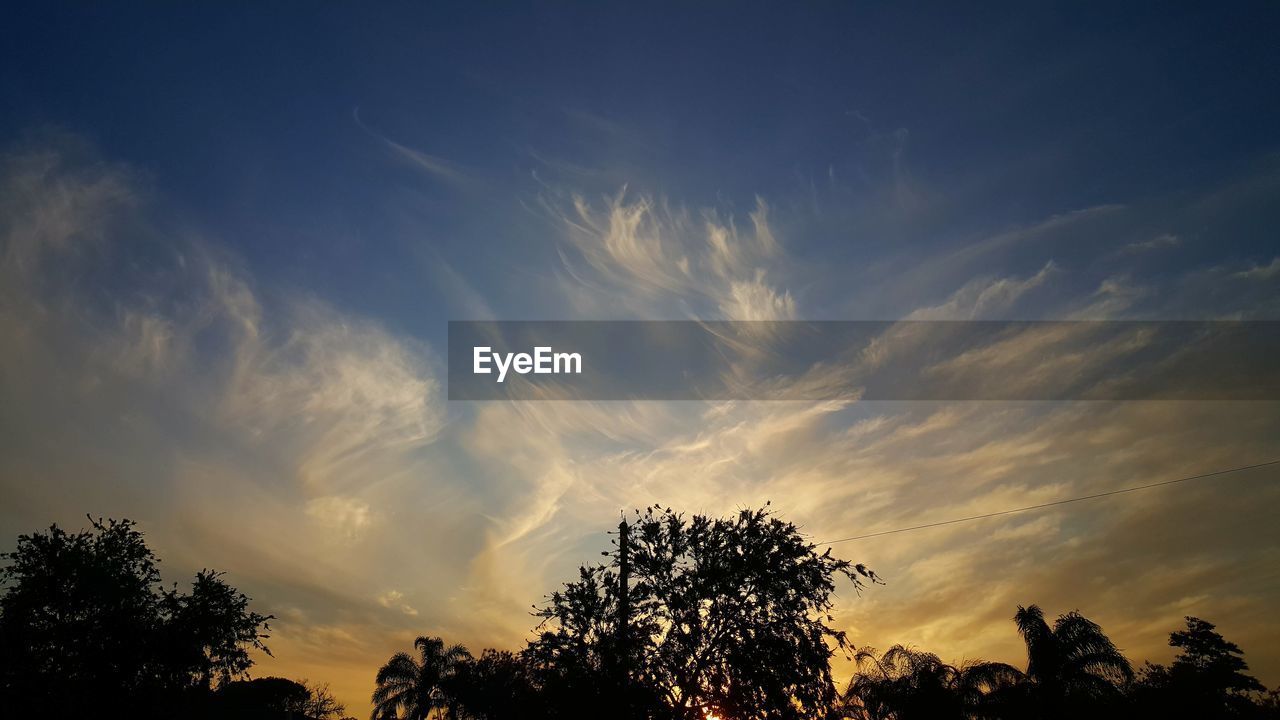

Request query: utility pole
[{"left": 616, "top": 518, "right": 632, "bottom": 715}]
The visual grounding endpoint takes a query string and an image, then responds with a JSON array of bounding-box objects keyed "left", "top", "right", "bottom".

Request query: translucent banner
[{"left": 447, "top": 321, "right": 1280, "bottom": 401}]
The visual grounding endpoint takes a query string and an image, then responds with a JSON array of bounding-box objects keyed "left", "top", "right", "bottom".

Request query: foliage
[
  {"left": 1169, "top": 617, "right": 1266, "bottom": 695},
  {"left": 844, "top": 645, "right": 1023, "bottom": 720},
  {"left": 7, "top": 509, "right": 1280, "bottom": 720},
  {"left": 1011, "top": 604, "right": 1131, "bottom": 717},
  {"left": 447, "top": 650, "right": 540, "bottom": 720},
  {"left": 215, "top": 676, "right": 311, "bottom": 713},
  {"left": 203, "top": 676, "right": 350, "bottom": 718},
  {"left": 372, "top": 635, "right": 474, "bottom": 720},
  {"left": 526, "top": 505, "right": 880, "bottom": 720},
  {"left": 1133, "top": 617, "right": 1270, "bottom": 719},
  {"left": 302, "top": 681, "right": 350, "bottom": 719},
  {"left": 160, "top": 569, "right": 275, "bottom": 690},
  {"left": 840, "top": 609, "right": 1280, "bottom": 720},
  {"left": 0, "top": 517, "right": 272, "bottom": 717}
]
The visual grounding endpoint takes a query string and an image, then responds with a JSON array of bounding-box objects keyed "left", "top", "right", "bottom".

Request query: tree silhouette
[
  {"left": 0, "top": 517, "right": 272, "bottom": 717},
  {"left": 301, "top": 681, "right": 349, "bottom": 719},
  {"left": 1169, "top": 617, "right": 1266, "bottom": 696},
  {"left": 215, "top": 676, "right": 310, "bottom": 714},
  {"left": 159, "top": 569, "right": 276, "bottom": 691},
  {"left": 843, "top": 645, "right": 1023, "bottom": 720},
  {"left": 213, "top": 676, "right": 348, "bottom": 718},
  {"left": 448, "top": 650, "right": 541, "bottom": 720},
  {"left": 1134, "top": 616, "right": 1267, "bottom": 718},
  {"left": 1012, "top": 605, "right": 1131, "bottom": 717},
  {"left": 526, "top": 505, "right": 880, "bottom": 720},
  {"left": 372, "top": 635, "right": 473, "bottom": 720}
]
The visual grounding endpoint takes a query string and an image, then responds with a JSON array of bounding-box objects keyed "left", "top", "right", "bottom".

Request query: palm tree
[
  {"left": 843, "top": 645, "right": 1023, "bottom": 720},
  {"left": 371, "top": 636, "right": 473, "bottom": 720},
  {"left": 1012, "top": 605, "right": 1132, "bottom": 714}
]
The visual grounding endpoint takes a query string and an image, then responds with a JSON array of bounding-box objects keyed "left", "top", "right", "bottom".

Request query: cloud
[
  {"left": 723, "top": 269, "right": 797, "bottom": 321},
  {"left": 5, "top": 134, "right": 1280, "bottom": 720},
  {"left": 0, "top": 144, "right": 445, "bottom": 479},
  {"left": 544, "top": 189, "right": 794, "bottom": 320},
  {"left": 377, "top": 590, "right": 419, "bottom": 616},
  {"left": 0, "top": 139, "right": 451, "bottom": 710},
  {"left": 428, "top": 258, "right": 498, "bottom": 321},
  {"left": 220, "top": 295, "right": 443, "bottom": 494},
  {"left": 456, "top": 381, "right": 1280, "bottom": 685},
  {"left": 906, "top": 261, "right": 1057, "bottom": 320},
  {"left": 353, "top": 107, "right": 469, "bottom": 187},
  {"left": 0, "top": 139, "right": 137, "bottom": 276},
  {"left": 856, "top": 203, "right": 1125, "bottom": 320},
  {"left": 439, "top": 169, "right": 1280, "bottom": 696},
  {"left": 940, "top": 205, "right": 1123, "bottom": 268},
  {"left": 1234, "top": 257, "right": 1280, "bottom": 280},
  {"left": 1069, "top": 275, "right": 1151, "bottom": 318},
  {"left": 919, "top": 322, "right": 1158, "bottom": 399},
  {"left": 306, "top": 496, "right": 372, "bottom": 538},
  {"left": 1119, "top": 233, "right": 1180, "bottom": 255}
]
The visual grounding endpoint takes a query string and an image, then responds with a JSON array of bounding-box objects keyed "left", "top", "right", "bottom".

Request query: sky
[{"left": 2, "top": 2, "right": 1280, "bottom": 715}]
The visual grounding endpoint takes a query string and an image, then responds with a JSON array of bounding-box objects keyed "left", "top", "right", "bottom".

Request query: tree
[
  {"left": 215, "top": 677, "right": 347, "bottom": 718},
  {"left": 842, "top": 645, "right": 1023, "bottom": 720},
  {"left": 159, "top": 569, "right": 276, "bottom": 691},
  {"left": 448, "top": 650, "right": 540, "bottom": 720},
  {"left": 1169, "top": 617, "right": 1266, "bottom": 696},
  {"left": 0, "top": 517, "right": 272, "bottom": 717},
  {"left": 525, "top": 505, "right": 880, "bottom": 720},
  {"left": 216, "top": 676, "right": 311, "bottom": 714},
  {"left": 372, "top": 635, "right": 473, "bottom": 720},
  {"left": 301, "top": 681, "right": 350, "bottom": 719},
  {"left": 1134, "top": 617, "right": 1267, "bottom": 718},
  {"left": 1012, "top": 605, "right": 1131, "bottom": 717}
]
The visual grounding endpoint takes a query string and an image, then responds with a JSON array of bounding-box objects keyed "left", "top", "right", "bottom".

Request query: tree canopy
[
  {"left": 526, "top": 505, "right": 879, "bottom": 719},
  {"left": 369, "top": 506, "right": 1280, "bottom": 720},
  {"left": 845, "top": 645, "right": 1023, "bottom": 720},
  {"left": 216, "top": 676, "right": 350, "bottom": 719},
  {"left": 0, "top": 517, "right": 273, "bottom": 717},
  {"left": 372, "top": 635, "right": 474, "bottom": 720},
  {"left": 1011, "top": 604, "right": 1133, "bottom": 717},
  {"left": 1134, "top": 616, "right": 1270, "bottom": 719},
  {"left": 6, "top": 509, "right": 1280, "bottom": 720}
]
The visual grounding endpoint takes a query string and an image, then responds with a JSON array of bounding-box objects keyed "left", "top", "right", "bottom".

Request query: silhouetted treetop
[
  {"left": 1170, "top": 617, "right": 1265, "bottom": 694},
  {"left": 1135, "top": 616, "right": 1270, "bottom": 719},
  {"left": 845, "top": 644, "right": 1024, "bottom": 720},
  {"left": 527, "top": 504, "right": 880, "bottom": 720},
  {"left": 371, "top": 635, "right": 473, "bottom": 720},
  {"left": 0, "top": 517, "right": 272, "bottom": 717},
  {"left": 217, "top": 676, "right": 348, "bottom": 719}
]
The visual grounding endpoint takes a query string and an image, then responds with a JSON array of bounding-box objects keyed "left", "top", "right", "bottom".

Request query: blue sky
[
  {"left": 7, "top": 2, "right": 1278, "bottom": 332},
  {"left": 3, "top": 3, "right": 1280, "bottom": 714}
]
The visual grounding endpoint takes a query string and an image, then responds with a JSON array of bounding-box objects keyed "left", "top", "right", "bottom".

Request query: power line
[{"left": 819, "top": 459, "right": 1280, "bottom": 545}]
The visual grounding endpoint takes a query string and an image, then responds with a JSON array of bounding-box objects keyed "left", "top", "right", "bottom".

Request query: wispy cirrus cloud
[
  {"left": 906, "top": 261, "right": 1058, "bottom": 320},
  {"left": 353, "top": 107, "right": 471, "bottom": 188},
  {"left": 4, "top": 134, "right": 1280, "bottom": 718},
  {"left": 543, "top": 189, "right": 794, "bottom": 320},
  {"left": 0, "top": 138, "right": 451, "bottom": 706},
  {"left": 445, "top": 162, "right": 1280, "bottom": 693}
]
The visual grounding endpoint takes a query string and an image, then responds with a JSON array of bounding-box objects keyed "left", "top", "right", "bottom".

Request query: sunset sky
[{"left": 3, "top": 3, "right": 1279, "bottom": 715}]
